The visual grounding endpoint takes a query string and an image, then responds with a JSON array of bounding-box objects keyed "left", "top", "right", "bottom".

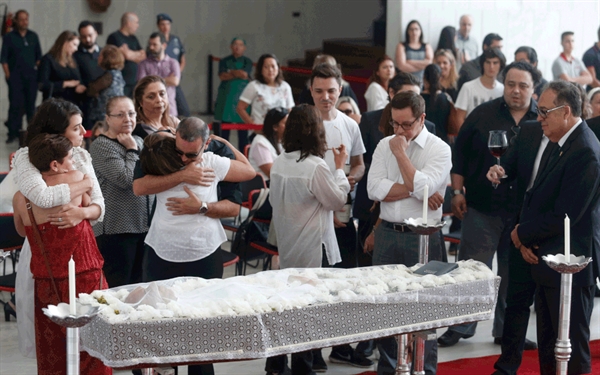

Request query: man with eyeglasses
[
  {"left": 438, "top": 62, "right": 540, "bottom": 349},
  {"left": 488, "top": 80, "right": 600, "bottom": 375},
  {"left": 367, "top": 91, "right": 451, "bottom": 375}
]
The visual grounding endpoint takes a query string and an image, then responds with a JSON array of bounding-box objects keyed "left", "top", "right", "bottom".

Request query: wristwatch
[
  {"left": 199, "top": 201, "right": 208, "bottom": 214},
  {"left": 452, "top": 189, "right": 463, "bottom": 197}
]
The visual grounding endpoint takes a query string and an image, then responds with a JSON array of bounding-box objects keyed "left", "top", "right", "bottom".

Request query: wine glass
[{"left": 488, "top": 130, "right": 508, "bottom": 188}]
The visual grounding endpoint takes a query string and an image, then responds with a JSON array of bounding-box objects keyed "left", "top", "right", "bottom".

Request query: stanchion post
[
  {"left": 213, "top": 121, "right": 221, "bottom": 137},
  {"left": 207, "top": 54, "right": 214, "bottom": 115},
  {"left": 66, "top": 327, "right": 80, "bottom": 375}
]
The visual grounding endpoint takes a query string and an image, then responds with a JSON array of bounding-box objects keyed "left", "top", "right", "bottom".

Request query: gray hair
[
  {"left": 176, "top": 117, "right": 210, "bottom": 143},
  {"left": 545, "top": 80, "right": 582, "bottom": 118}
]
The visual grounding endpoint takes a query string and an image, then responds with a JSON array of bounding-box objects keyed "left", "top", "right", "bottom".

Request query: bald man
[
  {"left": 106, "top": 12, "right": 146, "bottom": 97},
  {"left": 455, "top": 15, "right": 478, "bottom": 69}
]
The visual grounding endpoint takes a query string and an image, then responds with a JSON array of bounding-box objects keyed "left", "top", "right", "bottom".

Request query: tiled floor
[{"left": 0, "top": 121, "right": 599, "bottom": 374}]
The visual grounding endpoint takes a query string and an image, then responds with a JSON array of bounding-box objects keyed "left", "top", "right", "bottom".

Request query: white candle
[
  {"left": 564, "top": 214, "right": 570, "bottom": 261},
  {"left": 68, "top": 256, "right": 76, "bottom": 315},
  {"left": 422, "top": 185, "right": 429, "bottom": 225}
]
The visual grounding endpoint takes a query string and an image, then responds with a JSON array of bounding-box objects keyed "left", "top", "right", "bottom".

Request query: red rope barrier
[
  {"left": 209, "top": 55, "right": 369, "bottom": 84},
  {"left": 208, "top": 123, "right": 263, "bottom": 131}
]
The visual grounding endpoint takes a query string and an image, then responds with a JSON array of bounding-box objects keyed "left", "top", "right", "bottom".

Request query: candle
[
  {"left": 69, "top": 256, "right": 76, "bottom": 315},
  {"left": 564, "top": 214, "right": 570, "bottom": 261},
  {"left": 422, "top": 185, "right": 429, "bottom": 225}
]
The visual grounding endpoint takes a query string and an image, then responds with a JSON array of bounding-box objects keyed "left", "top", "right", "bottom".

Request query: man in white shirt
[
  {"left": 367, "top": 91, "right": 452, "bottom": 375},
  {"left": 551, "top": 31, "right": 593, "bottom": 86},
  {"left": 455, "top": 48, "right": 506, "bottom": 127},
  {"left": 309, "top": 63, "right": 370, "bottom": 370}
]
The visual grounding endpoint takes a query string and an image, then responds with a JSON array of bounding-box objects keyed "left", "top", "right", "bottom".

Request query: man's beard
[
  {"left": 81, "top": 41, "right": 95, "bottom": 50},
  {"left": 147, "top": 48, "right": 162, "bottom": 59}
]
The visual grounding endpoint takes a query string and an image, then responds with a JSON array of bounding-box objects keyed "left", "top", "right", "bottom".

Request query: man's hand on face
[{"left": 389, "top": 135, "right": 409, "bottom": 157}]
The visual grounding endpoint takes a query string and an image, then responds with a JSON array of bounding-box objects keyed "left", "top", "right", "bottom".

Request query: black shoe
[
  {"left": 311, "top": 354, "right": 327, "bottom": 372},
  {"left": 437, "top": 330, "right": 474, "bottom": 347},
  {"left": 5, "top": 135, "right": 17, "bottom": 144},
  {"left": 494, "top": 337, "right": 537, "bottom": 350},
  {"left": 328, "top": 351, "right": 373, "bottom": 368},
  {"left": 523, "top": 338, "right": 537, "bottom": 350}
]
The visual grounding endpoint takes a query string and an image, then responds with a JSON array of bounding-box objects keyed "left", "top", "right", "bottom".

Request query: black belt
[{"left": 381, "top": 220, "right": 412, "bottom": 233}]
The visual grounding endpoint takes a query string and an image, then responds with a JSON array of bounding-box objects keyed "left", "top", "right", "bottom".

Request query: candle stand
[
  {"left": 394, "top": 218, "right": 445, "bottom": 375},
  {"left": 542, "top": 254, "right": 592, "bottom": 375},
  {"left": 43, "top": 302, "right": 100, "bottom": 375}
]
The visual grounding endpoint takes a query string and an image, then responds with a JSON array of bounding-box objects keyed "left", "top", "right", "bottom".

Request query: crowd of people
[{"left": 2, "top": 8, "right": 600, "bottom": 375}]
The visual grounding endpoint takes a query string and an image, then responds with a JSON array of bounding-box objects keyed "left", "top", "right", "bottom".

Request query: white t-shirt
[
  {"left": 455, "top": 77, "right": 504, "bottom": 116},
  {"left": 323, "top": 110, "right": 366, "bottom": 173},
  {"left": 248, "top": 134, "right": 282, "bottom": 180},
  {"left": 145, "top": 152, "right": 231, "bottom": 262},
  {"left": 364, "top": 82, "right": 389, "bottom": 112},
  {"left": 552, "top": 55, "right": 587, "bottom": 80},
  {"left": 239, "top": 80, "right": 295, "bottom": 124}
]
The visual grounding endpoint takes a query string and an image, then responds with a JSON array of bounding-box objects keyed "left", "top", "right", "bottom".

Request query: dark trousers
[
  {"left": 334, "top": 221, "right": 358, "bottom": 269},
  {"left": 372, "top": 224, "right": 440, "bottom": 375},
  {"left": 493, "top": 246, "right": 536, "bottom": 375},
  {"left": 143, "top": 245, "right": 223, "bottom": 375},
  {"left": 7, "top": 71, "right": 37, "bottom": 138},
  {"left": 221, "top": 129, "right": 249, "bottom": 152},
  {"left": 96, "top": 232, "right": 146, "bottom": 288},
  {"left": 175, "top": 85, "right": 190, "bottom": 117},
  {"left": 124, "top": 84, "right": 135, "bottom": 99},
  {"left": 536, "top": 284, "right": 594, "bottom": 375}
]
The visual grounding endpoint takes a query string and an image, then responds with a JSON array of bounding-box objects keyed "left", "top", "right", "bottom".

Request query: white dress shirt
[
  {"left": 270, "top": 151, "right": 350, "bottom": 268},
  {"left": 368, "top": 126, "right": 451, "bottom": 223},
  {"left": 527, "top": 119, "right": 582, "bottom": 191}
]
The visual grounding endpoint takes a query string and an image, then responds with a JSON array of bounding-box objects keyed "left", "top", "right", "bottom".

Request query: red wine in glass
[
  {"left": 489, "top": 145, "right": 508, "bottom": 158},
  {"left": 488, "top": 130, "right": 509, "bottom": 188}
]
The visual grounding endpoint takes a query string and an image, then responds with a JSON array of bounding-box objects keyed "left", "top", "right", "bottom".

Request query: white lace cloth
[
  {"left": 80, "top": 261, "right": 499, "bottom": 368},
  {"left": 12, "top": 146, "right": 105, "bottom": 359}
]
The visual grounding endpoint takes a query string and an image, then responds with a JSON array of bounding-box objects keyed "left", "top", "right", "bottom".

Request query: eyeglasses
[
  {"left": 175, "top": 146, "right": 202, "bottom": 159},
  {"left": 340, "top": 109, "right": 353, "bottom": 116},
  {"left": 107, "top": 111, "right": 137, "bottom": 120},
  {"left": 389, "top": 115, "right": 422, "bottom": 130},
  {"left": 536, "top": 105, "right": 566, "bottom": 119},
  {"left": 509, "top": 125, "right": 520, "bottom": 145}
]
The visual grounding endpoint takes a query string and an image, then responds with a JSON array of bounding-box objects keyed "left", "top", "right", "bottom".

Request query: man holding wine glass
[{"left": 438, "top": 61, "right": 541, "bottom": 349}]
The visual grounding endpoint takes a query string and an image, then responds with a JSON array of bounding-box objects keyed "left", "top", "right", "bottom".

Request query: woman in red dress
[{"left": 13, "top": 134, "right": 111, "bottom": 375}]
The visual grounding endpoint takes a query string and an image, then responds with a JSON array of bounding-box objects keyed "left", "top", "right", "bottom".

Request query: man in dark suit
[{"left": 489, "top": 80, "right": 600, "bottom": 375}]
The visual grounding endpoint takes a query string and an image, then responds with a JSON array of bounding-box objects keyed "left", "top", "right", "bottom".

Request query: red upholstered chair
[{"left": 220, "top": 174, "right": 267, "bottom": 233}]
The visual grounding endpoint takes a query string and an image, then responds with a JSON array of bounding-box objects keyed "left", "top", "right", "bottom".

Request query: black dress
[{"left": 37, "top": 54, "right": 81, "bottom": 103}]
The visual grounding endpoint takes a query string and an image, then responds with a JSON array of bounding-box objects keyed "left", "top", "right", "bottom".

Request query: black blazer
[{"left": 510, "top": 121, "right": 600, "bottom": 287}]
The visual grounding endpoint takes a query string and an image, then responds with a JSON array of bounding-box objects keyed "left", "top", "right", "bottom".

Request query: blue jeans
[
  {"left": 372, "top": 222, "right": 441, "bottom": 375},
  {"left": 448, "top": 207, "right": 513, "bottom": 338}
]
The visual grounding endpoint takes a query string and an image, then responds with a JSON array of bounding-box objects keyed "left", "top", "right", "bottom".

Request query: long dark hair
[
  {"left": 48, "top": 30, "right": 78, "bottom": 68},
  {"left": 255, "top": 53, "right": 284, "bottom": 85},
  {"left": 26, "top": 98, "right": 83, "bottom": 146},
  {"left": 369, "top": 55, "right": 394, "bottom": 86},
  {"left": 423, "top": 64, "right": 442, "bottom": 102},
  {"left": 263, "top": 107, "right": 288, "bottom": 155},
  {"left": 282, "top": 104, "right": 327, "bottom": 162},
  {"left": 437, "top": 26, "right": 457, "bottom": 58},
  {"left": 404, "top": 20, "right": 424, "bottom": 45},
  {"left": 140, "top": 133, "right": 185, "bottom": 176}
]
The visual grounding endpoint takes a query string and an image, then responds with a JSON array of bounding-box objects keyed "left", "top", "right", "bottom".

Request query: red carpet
[{"left": 354, "top": 339, "right": 600, "bottom": 374}]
